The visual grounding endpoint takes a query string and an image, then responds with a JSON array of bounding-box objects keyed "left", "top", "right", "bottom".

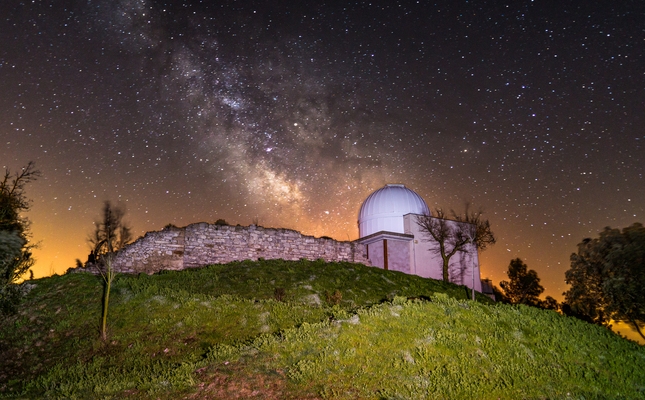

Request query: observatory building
[{"left": 356, "top": 184, "right": 483, "bottom": 292}]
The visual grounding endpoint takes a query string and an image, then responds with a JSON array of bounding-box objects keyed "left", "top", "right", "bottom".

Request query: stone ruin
[{"left": 85, "top": 222, "right": 370, "bottom": 275}]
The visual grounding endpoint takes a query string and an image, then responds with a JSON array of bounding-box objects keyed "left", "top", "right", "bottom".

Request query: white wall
[
  {"left": 404, "top": 214, "right": 482, "bottom": 292},
  {"left": 362, "top": 234, "right": 413, "bottom": 274}
]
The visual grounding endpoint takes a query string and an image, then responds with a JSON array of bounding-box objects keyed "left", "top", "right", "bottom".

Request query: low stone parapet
[{"left": 101, "top": 223, "right": 369, "bottom": 274}]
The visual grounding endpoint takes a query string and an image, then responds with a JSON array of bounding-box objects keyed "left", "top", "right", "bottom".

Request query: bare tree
[
  {"left": 88, "top": 201, "right": 132, "bottom": 340},
  {"left": 416, "top": 203, "right": 495, "bottom": 283},
  {"left": 89, "top": 201, "right": 132, "bottom": 256},
  {"left": 452, "top": 204, "right": 496, "bottom": 252}
]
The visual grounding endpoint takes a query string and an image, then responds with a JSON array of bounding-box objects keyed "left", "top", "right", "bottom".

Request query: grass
[{"left": 1, "top": 259, "right": 643, "bottom": 399}]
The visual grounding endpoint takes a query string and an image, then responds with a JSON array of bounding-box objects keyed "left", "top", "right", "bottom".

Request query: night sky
[{"left": 2, "top": 0, "right": 644, "bottom": 301}]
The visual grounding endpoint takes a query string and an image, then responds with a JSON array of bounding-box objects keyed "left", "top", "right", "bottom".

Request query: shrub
[
  {"left": 325, "top": 289, "right": 342, "bottom": 306},
  {"left": 274, "top": 287, "right": 286, "bottom": 302}
]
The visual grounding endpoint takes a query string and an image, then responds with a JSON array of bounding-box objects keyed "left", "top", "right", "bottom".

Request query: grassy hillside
[{"left": 1, "top": 259, "right": 643, "bottom": 399}]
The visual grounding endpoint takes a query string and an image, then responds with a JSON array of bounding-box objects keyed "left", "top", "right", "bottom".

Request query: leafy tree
[
  {"left": 89, "top": 201, "right": 132, "bottom": 340},
  {"left": 416, "top": 204, "right": 495, "bottom": 283},
  {"left": 564, "top": 223, "right": 645, "bottom": 340},
  {"left": 539, "top": 296, "right": 559, "bottom": 311},
  {"left": 0, "top": 162, "right": 40, "bottom": 314},
  {"left": 492, "top": 285, "right": 509, "bottom": 303},
  {"left": 559, "top": 301, "right": 593, "bottom": 323},
  {"left": 499, "top": 258, "right": 545, "bottom": 306}
]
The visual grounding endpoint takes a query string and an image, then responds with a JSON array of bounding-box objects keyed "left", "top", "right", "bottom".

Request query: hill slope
[{"left": 1, "top": 259, "right": 643, "bottom": 399}]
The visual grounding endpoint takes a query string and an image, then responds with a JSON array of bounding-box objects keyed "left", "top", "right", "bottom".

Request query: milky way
[{"left": 2, "top": 1, "right": 644, "bottom": 301}]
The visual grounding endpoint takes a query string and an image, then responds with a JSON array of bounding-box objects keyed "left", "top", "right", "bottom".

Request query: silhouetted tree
[
  {"left": 564, "top": 223, "right": 645, "bottom": 340},
  {"left": 492, "top": 285, "right": 509, "bottom": 303},
  {"left": 416, "top": 204, "right": 495, "bottom": 283},
  {"left": 499, "top": 258, "right": 544, "bottom": 306},
  {"left": 89, "top": 201, "right": 132, "bottom": 257},
  {"left": 0, "top": 162, "right": 40, "bottom": 314},
  {"left": 560, "top": 301, "right": 594, "bottom": 323},
  {"left": 539, "top": 296, "right": 559, "bottom": 311},
  {"left": 89, "top": 201, "right": 132, "bottom": 340}
]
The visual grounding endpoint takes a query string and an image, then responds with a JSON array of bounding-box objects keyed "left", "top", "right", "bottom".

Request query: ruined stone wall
[
  {"left": 108, "top": 223, "right": 369, "bottom": 274},
  {"left": 110, "top": 228, "right": 185, "bottom": 274}
]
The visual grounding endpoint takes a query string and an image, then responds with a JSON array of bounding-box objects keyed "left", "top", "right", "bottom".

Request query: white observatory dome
[{"left": 358, "top": 184, "right": 430, "bottom": 237}]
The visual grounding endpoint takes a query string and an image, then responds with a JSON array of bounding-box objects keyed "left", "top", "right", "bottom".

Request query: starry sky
[{"left": 2, "top": 0, "right": 644, "bottom": 301}]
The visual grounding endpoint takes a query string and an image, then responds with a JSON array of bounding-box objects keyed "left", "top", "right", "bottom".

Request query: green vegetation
[
  {"left": 565, "top": 223, "right": 645, "bottom": 340},
  {"left": 1, "top": 259, "right": 643, "bottom": 399},
  {"left": 498, "top": 258, "right": 560, "bottom": 311},
  {"left": 0, "top": 162, "right": 40, "bottom": 315}
]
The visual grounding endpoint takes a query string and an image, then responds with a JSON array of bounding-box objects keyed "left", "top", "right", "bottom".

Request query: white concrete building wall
[
  {"left": 385, "top": 238, "right": 412, "bottom": 274},
  {"left": 404, "top": 214, "right": 482, "bottom": 292},
  {"left": 366, "top": 240, "right": 385, "bottom": 269},
  {"left": 360, "top": 232, "right": 413, "bottom": 274}
]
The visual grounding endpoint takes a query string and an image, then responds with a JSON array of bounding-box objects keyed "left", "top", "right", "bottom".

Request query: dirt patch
[{"left": 186, "top": 365, "right": 321, "bottom": 400}]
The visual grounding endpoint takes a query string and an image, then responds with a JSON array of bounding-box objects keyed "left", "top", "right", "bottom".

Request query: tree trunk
[
  {"left": 442, "top": 256, "right": 449, "bottom": 282},
  {"left": 630, "top": 319, "right": 645, "bottom": 341},
  {"left": 101, "top": 276, "right": 111, "bottom": 341}
]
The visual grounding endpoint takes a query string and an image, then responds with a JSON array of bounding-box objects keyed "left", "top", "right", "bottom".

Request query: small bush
[
  {"left": 325, "top": 289, "right": 342, "bottom": 306},
  {"left": 0, "top": 284, "right": 22, "bottom": 315},
  {"left": 274, "top": 287, "right": 286, "bottom": 302}
]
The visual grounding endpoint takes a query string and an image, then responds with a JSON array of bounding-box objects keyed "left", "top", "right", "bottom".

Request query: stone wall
[{"left": 108, "top": 223, "right": 369, "bottom": 274}]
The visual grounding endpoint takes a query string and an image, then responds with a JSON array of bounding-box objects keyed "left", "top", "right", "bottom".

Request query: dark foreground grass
[{"left": 1, "top": 259, "right": 643, "bottom": 399}]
